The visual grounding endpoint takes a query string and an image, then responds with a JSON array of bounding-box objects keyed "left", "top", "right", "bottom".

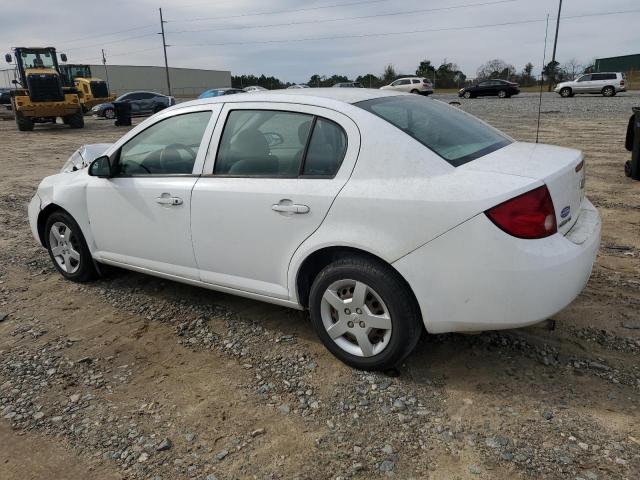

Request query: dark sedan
[
  {"left": 91, "top": 91, "right": 175, "bottom": 119},
  {"left": 458, "top": 79, "right": 520, "bottom": 99}
]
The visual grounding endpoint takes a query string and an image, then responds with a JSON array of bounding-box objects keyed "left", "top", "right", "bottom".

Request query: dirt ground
[{"left": 0, "top": 93, "right": 639, "bottom": 480}]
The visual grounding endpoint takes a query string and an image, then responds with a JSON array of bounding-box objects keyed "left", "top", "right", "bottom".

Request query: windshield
[
  {"left": 20, "top": 50, "right": 56, "bottom": 69},
  {"left": 355, "top": 96, "right": 511, "bottom": 167}
]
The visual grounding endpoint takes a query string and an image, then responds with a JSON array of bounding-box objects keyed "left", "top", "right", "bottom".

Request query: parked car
[
  {"left": 459, "top": 79, "right": 520, "bottom": 98},
  {"left": 199, "top": 87, "right": 244, "bottom": 99},
  {"left": 243, "top": 86, "right": 268, "bottom": 92},
  {"left": 28, "top": 89, "right": 600, "bottom": 370},
  {"left": 92, "top": 91, "right": 175, "bottom": 119},
  {"left": 0, "top": 88, "right": 14, "bottom": 120},
  {"left": 380, "top": 77, "right": 433, "bottom": 95},
  {"left": 554, "top": 72, "right": 626, "bottom": 98},
  {"left": 333, "top": 82, "right": 364, "bottom": 88},
  {"left": 287, "top": 84, "right": 310, "bottom": 89}
]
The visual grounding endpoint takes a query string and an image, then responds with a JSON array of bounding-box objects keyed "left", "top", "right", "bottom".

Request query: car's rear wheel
[
  {"left": 45, "top": 211, "right": 97, "bottom": 282},
  {"left": 602, "top": 86, "right": 615, "bottom": 97},
  {"left": 103, "top": 107, "right": 115, "bottom": 119},
  {"left": 410, "top": 89, "right": 419, "bottom": 94},
  {"left": 308, "top": 257, "right": 422, "bottom": 370},
  {"left": 560, "top": 87, "right": 572, "bottom": 98},
  {"left": 463, "top": 91, "right": 472, "bottom": 99},
  {"left": 497, "top": 90, "right": 507, "bottom": 98}
]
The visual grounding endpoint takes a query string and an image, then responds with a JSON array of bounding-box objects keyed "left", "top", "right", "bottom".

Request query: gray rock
[
  {"left": 0, "top": 313, "right": 8, "bottom": 322},
  {"left": 542, "top": 411, "right": 554, "bottom": 420},
  {"left": 215, "top": 449, "right": 229, "bottom": 461},
  {"left": 392, "top": 399, "right": 406, "bottom": 411},
  {"left": 352, "top": 462, "right": 365, "bottom": 472},
  {"left": 185, "top": 433, "right": 196, "bottom": 443},
  {"left": 205, "top": 475, "right": 218, "bottom": 480},
  {"left": 278, "top": 404, "right": 290, "bottom": 414},
  {"left": 382, "top": 444, "right": 394, "bottom": 455},
  {"left": 469, "top": 465, "right": 481, "bottom": 475},
  {"left": 583, "top": 471, "right": 598, "bottom": 480},
  {"left": 379, "top": 460, "right": 395, "bottom": 472},
  {"left": 156, "top": 438, "right": 172, "bottom": 451}
]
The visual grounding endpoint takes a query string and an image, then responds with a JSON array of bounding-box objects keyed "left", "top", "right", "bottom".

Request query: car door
[
  {"left": 86, "top": 105, "right": 221, "bottom": 279},
  {"left": 190, "top": 102, "right": 360, "bottom": 299},
  {"left": 574, "top": 75, "right": 591, "bottom": 93}
]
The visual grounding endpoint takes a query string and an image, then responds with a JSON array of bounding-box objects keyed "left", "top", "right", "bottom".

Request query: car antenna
[{"left": 536, "top": 14, "right": 550, "bottom": 144}]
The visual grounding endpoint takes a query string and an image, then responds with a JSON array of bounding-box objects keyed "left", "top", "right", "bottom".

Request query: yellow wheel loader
[
  {"left": 4, "top": 47, "right": 84, "bottom": 131},
  {"left": 59, "top": 64, "right": 115, "bottom": 113}
]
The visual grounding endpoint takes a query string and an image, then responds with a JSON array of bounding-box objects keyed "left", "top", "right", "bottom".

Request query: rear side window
[
  {"left": 356, "top": 96, "right": 511, "bottom": 167},
  {"left": 412, "top": 79, "right": 420, "bottom": 84},
  {"left": 303, "top": 118, "right": 347, "bottom": 177}
]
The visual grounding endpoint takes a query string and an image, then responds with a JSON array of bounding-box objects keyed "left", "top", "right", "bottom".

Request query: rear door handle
[
  {"left": 272, "top": 203, "right": 310, "bottom": 214},
  {"left": 156, "top": 196, "right": 183, "bottom": 206}
]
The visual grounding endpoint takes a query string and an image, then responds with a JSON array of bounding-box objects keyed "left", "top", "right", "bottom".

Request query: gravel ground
[{"left": 0, "top": 91, "right": 639, "bottom": 480}]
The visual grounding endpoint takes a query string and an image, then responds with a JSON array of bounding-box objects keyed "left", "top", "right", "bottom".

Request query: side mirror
[
  {"left": 11, "top": 79, "right": 18, "bottom": 85},
  {"left": 60, "top": 53, "right": 68, "bottom": 62},
  {"left": 88, "top": 155, "right": 113, "bottom": 178},
  {"left": 5, "top": 53, "right": 11, "bottom": 63}
]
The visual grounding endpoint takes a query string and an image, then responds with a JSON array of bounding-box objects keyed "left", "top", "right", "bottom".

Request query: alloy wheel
[
  {"left": 48, "top": 221, "right": 81, "bottom": 274},
  {"left": 498, "top": 90, "right": 507, "bottom": 98},
  {"left": 104, "top": 108, "right": 115, "bottom": 119},
  {"left": 320, "top": 279, "right": 392, "bottom": 357}
]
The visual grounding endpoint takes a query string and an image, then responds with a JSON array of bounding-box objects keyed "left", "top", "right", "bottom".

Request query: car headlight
[{"left": 60, "top": 149, "right": 86, "bottom": 173}]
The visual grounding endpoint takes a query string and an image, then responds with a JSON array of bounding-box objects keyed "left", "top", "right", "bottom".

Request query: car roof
[
  {"left": 123, "top": 90, "right": 165, "bottom": 96},
  {"left": 179, "top": 87, "right": 405, "bottom": 108}
]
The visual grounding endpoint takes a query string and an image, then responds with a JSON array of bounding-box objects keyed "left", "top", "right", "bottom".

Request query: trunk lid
[{"left": 462, "top": 142, "right": 586, "bottom": 235}]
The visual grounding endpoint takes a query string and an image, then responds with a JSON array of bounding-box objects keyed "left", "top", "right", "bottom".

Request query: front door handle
[
  {"left": 272, "top": 203, "right": 310, "bottom": 214},
  {"left": 156, "top": 195, "right": 183, "bottom": 206}
]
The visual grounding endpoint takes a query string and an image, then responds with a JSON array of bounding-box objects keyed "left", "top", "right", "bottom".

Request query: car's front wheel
[
  {"left": 463, "top": 91, "right": 472, "bottom": 99},
  {"left": 309, "top": 257, "right": 422, "bottom": 370},
  {"left": 45, "top": 211, "right": 97, "bottom": 282},
  {"left": 560, "top": 87, "right": 572, "bottom": 97},
  {"left": 103, "top": 107, "right": 115, "bottom": 119}
]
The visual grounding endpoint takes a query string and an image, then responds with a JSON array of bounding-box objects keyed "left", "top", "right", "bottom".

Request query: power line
[
  {"left": 167, "top": 0, "right": 395, "bottom": 23},
  {"left": 63, "top": 33, "right": 157, "bottom": 52},
  {"left": 55, "top": 23, "right": 157, "bottom": 46},
  {"left": 172, "top": 9, "right": 640, "bottom": 48},
  {"left": 167, "top": 0, "right": 518, "bottom": 34}
]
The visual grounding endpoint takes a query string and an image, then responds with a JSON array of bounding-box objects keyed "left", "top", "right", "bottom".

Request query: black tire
[
  {"left": 602, "top": 86, "right": 615, "bottom": 97},
  {"left": 308, "top": 256, "right": 422, "bottom": 370},
  {"left": 410, "top": 89, "right": 419, "bottom": 94},
  {"left": 67, "top": 110, "right": 85, "bottom": 128},
  {"left": 44, "top": 210, "right": 97, "bottom": 282},
  {"left": 103, "top": 107, "right": 115, "bottom": 119},
  {"left": 15, "top": 111, "right": 34, "bottom": 131},
  {"left": 497, "top": 90, "right": 507, "bottom": 98},
  {"left": 625, "top": 160, "right": 632, "bottom": 178},
  {"left": 463, "top": 91, "right": 472, "bottom": 99},
  {"left": 560, "top": 87, "right": 572, "bottom": 98}
]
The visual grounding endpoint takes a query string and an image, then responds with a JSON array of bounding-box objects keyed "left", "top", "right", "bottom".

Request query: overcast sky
[{"left": 2, "top": 0, "right": 638, "bottom": 82}]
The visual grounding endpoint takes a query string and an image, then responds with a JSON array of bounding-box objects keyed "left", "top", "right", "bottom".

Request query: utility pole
[
  {"left": 101, "top": 49, "right": 111, "bottom": 95},
  {"left": 548, "top": 0, "right": 563, "bottom": 91},
  {"left": 159, "top": 7, "right": 172, "bottom": 96}
]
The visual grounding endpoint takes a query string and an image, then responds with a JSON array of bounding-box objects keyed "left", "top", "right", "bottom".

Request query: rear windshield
[{"left": 355, "top": 95, "right": 511, "bottom": 167}]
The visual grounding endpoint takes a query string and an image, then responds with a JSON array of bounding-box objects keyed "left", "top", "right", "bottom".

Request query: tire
[
  {"left": 410, "top": 89, "right": 419, "bottom": 94},
  {"left": 560, "top": 87, "right": 572, "bottom": 98},
  {"left": 15, "top": 111, "right": 34, "bottom": 131},
  {"left": 103, "top": 108, "right": 115, "bottom": 119},
  {"left": 497, "top": 90, "right": 507, "bottom": 98},
  {"left": 44, "top": 210, "right": 97, "bottom": 282},
  {"left": 625, "top": 161, "right": 632, "bottom": 178},
  {"left": 463, "top": 91, "right": 472, "bottom": 99},
  {"left": 67, "top": 110, "right": 85, "bottom": 129},
  {"left": 308, "top": 257, "right": 422, "bottom": 370},
  {"left": 602, "top": 86, "right": 615, "bottom": 97}
]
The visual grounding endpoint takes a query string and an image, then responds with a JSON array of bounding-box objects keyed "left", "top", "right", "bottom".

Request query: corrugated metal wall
[
  {"left": 0, "top": 65, "right": 231, "bottom": 97},
  {"left": 595, "top": 54, "right": 640, "bottom": 72}
]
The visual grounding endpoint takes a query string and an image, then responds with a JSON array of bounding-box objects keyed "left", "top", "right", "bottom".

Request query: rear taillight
[
  {"left": 485, "top": 185, "right": 557, "bottom": 239},
  {"left": 621, "top": 79, "right": 625, "bottom": 86}
]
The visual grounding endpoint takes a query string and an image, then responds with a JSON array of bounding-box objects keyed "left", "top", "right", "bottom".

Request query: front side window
[
  {"left": 577, "top": 75, "right": 591, "bottom": 82},
  {"left": 356, "top": 95, "right": 511, "bottom": 167},
  {"left": 117, "top": 111, "right": 212, "bottom": 175},
  {"left": 215, "top": 110, "right": 313, "bottom": 176}
]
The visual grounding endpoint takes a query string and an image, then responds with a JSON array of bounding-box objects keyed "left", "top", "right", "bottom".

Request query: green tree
[
  {"left": 383, "top": 64, "right": 397, "bottom": 84},
  {"left": 416, "top": 59, "right": 436, "bottom": 79},
  {"left": 356, "top": 73, "right": 382, "bottom": 88}
]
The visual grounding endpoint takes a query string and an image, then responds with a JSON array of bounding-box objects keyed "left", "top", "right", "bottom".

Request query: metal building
[
  {"left": 595, "top": 54, "right": 640, "bottom": 72},
  {"left": 0, "top": 64, "right": 231, "bottom": 97}
]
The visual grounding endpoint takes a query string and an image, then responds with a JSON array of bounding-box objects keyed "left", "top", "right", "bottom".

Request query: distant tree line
[{"left": 232, "top": 57, "right": 596, "bottom": 90}]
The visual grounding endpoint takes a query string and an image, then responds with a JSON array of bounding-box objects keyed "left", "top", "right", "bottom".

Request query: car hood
[
  {"left": 61, "top": 143, "right": 112, "bottom": 172},
  {"left": 92, "top": 102, "right": 114, "bottom": 111}
]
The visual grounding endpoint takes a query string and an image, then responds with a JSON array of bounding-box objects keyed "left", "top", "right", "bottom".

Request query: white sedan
[{"left": 28, "top": 89, "right": 600, "bottom": 370}]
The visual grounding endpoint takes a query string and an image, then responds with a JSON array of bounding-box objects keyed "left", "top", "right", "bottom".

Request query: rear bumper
[{"left": 393, "top": 198, "right": 600, "bottom": 333}]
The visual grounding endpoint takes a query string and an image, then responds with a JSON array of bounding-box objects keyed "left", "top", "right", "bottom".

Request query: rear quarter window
[{"left": 356, "top": 96, "right": 511, "bottom": 167}]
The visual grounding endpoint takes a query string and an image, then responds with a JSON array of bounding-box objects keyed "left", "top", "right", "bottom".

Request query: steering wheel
[{"left": 158, "top": 143, "right": 196, "bottom": 171}]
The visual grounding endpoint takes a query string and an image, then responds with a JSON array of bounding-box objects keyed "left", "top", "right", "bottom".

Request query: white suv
[
  {"left": 554, "top": 72, "right": 626, "bottom": 97},
  {"left": 380, "top": 77, "right": 433, "bottom": 95}
]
